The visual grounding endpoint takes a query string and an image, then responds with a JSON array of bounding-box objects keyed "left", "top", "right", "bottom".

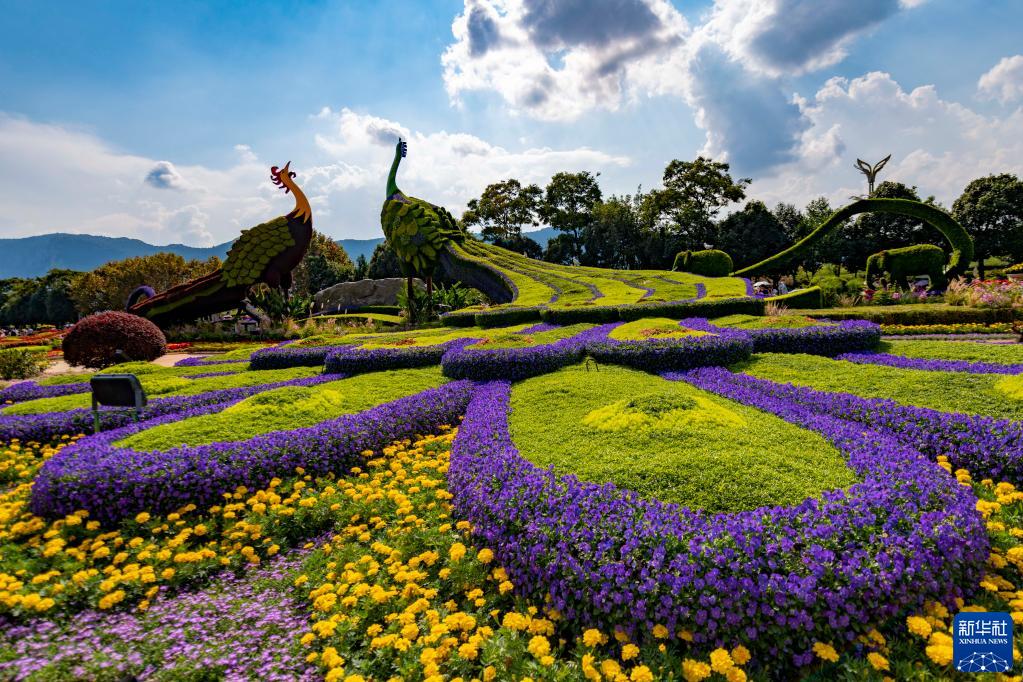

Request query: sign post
[{"left": 90, "top": 374, "right": 147, "bottom": 433}]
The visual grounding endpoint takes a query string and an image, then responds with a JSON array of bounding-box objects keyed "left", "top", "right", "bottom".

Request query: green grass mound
[
  {"left": 608, "top": 318, "right": 709, "bottom": 341},
  {"left": 738, "top": 353, "right": 1023, "bottom": 419},
  {"left": 4, "top": 365, "right": 322, "bottom": 415},
  {"left": 508, "top": 364, "right": 856, "bottom": 512},
  {"left": 465, "top": 324, "right": 592, "bottom": 349},
  {"left": 34, "top": 360, "right": 250, "bottom": 387},
  {"left": 880, "top": 339, "right": 1023, "bottom": 364},
  {"left": 116, "top": 367, "right": 449, "bottom": 451},
  {"left": 710, "top": 314, "right": 828, "bottom": 329}
]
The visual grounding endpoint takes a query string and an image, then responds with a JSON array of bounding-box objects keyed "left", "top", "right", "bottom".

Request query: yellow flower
[
  {"left": 731, "top": 645, "right": 751, "bottom": 666},
  {"left": 652, "top": 624, "right": 669, "bottom": 639},
  {"left": 458, "top": 642, "right": 478, "bottom": 660},
  {"left": 583, "top": 628, "right": 604, "bottom": 647},
  {"left": 682, "top": 659, "right": 711, "bottom": 682},
  {"left": 725, "top": 668, "right": 747, "bottom": 682},
  {"left": 527, "top": 635, "right": 550, "bottom": 659},
  {"left": 477, "top": 548, "right": 494, "bottom": 563},
  {"left": 601, "top": 660, "right": 622, "bottom": 678},
  {"left": 906, "top": 615, "right": 932, "bottom": 639},
  {"left": 449, "top": 542, "right": 466, "bottom": 562},
  {"left": 483, "top": 666, "right": 497, "bottom": 681},
  {"left": 710, "top": 648, "right": 733, "bottom": 673},
  {"left": 812, "top": 642, "right": 839, "bottom": 663},
  {"left": 867, "top": 652, "right": 889, "bottom": 672},
  {"left": 161, "top": 568, "right": 175, "bottom": 580},
  {"left": 621, "top": 643, "right": 639, "bottom": 661},
  {"left": 498, "top": 580, "right": 514, "bottom": 594},
  {"left": 134, "top": 512, "right": 151, "bottom": 524},
  {"left": 630, "top": 665, "right": 654, "bottom": 682}
]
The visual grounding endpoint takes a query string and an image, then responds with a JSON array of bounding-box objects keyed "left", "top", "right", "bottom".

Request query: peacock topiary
[{"left": 380, "top": 138, "right": 463, "bottom": 300}]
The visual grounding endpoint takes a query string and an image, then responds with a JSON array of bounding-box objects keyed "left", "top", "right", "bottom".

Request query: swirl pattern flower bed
[
  {"left": 441, "top": 324, "right": 616, "bottom": 381},
  {"left": 449, "top": 381, "right": 986, "bottom": 667},
  {"left": 324, "top": 338, "right": 473, "bottom": 375},
  {"left": 684, "top": 317, "right": 881, "bottom": 355},
  {"left": 682, "top": 366, "right": 1023, "bottom": 484},
  {"left": 31, "top": 381, "right": 474, "bottom": 524},
  {"left": 585, "top": 324, "right": 753, "bottom": 373},
  {"left": 837, "top": 351, "right": 1023, "bottom": 374}
]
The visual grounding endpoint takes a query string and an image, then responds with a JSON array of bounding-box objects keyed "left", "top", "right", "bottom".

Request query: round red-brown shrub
[{"left": 63, "top": 312, "right": 167, "bottom": 369}]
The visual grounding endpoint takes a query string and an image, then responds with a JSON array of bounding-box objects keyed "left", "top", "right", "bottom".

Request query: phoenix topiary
[
  {"left": 381, "top": 138, "right": 463, "bottom": 300},
  {"left": 865, "top": 244, "right": 947, "bottom": 289},
  {"left": 673, "top": 249, "right": 733, "bottom": 277},
  {"left": 63, "top": 311, "right": 167, "bottom": 369}
]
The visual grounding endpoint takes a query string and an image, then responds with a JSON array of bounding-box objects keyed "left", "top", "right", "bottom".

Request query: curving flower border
[
  {"left": 449, "top": 380, "right": 986, "bottom": 669},
  {"left": 0, "top": 380, "right": 89, "bottom": 404},
  {"left": 324, "top": 338, "right": 474, "bottom": 375},
  {"left": 836, "top": 351, "right": 1023, "bottom": 375},
  {"left": 585, "top": 324, "right": 752, "bottom": 373},
  {"left": 31, "top": 380, "right": 475, "bottom": 524},
  {"left": 682, "top": 366, "right": 1023, "bottom": 485},
  {"left": 681, "top": 317, "right": 881, "bottom": 356},
  {"left": 440, "top": 324, "right": 617, "bottom": 381},
  {"left": 0, "top": 375, "right": 340, "bottom": 442}
]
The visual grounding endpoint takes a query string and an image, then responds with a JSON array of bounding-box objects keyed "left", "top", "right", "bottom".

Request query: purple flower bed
[
  {"left": 681, "top": 366, "right": 1023, "bottom": 485},
  {"left": 682, "top": 318, "right": 881, "bottom": 356},
  {"left": 440, "top": 324, "right": 617, "bottom": 381},
  {"left": 0, "top": 375, "right": 339, "bottom": 443},
  {"left": 585, "top": 325, "right": 753, "bottom": 373},
  {"left": 324, "top": 338, "right": 474, "bottom": 375},
  {"left": 517, "top": 323, "right": 560, "bottom": 334},
  {"left": 31, "top": 381, "right": 474, "bottom": 524},
  {"left": 837, "top": 351, "right": 1023, "bottom": 375},
  {"left": 449, "top": 381, "right": 986, "bottom": 671},
  {"left": 249, "top": 344, "right": 348, "bottom": 370},
  {"left": 0, "top": 380, "right": 89, "bottom": 404},
  {"left": 0, "top": 548, "right": 317, "bottom": 681}
]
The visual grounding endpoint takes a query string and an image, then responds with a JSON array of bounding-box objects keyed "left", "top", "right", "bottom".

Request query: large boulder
[{"left": 312, "top": 277, "right": 425, "bottom": 314}]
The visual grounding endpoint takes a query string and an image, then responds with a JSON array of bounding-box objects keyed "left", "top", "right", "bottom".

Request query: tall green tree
[
  {"left": 69, "top": 253, "right": 220, "bottom": 316},
  {"left": 952, "top": 173, "right": 1023, "bottom": 279},
  {"left": 461, "top": 179, "right": 543, "bottom": 250},
  {"left": 583, "top": 195, "right": 644, "bottom": 269},
  {"left": 716, "top": 201, "right": 789, "bottom": 270},
  {"left": 539, "top": 171, "right": 602, "bottom": 258},
  {"left": 367, "top": 242, "right": 403, "bottom": 280},
  {"left": 642, "top": 157, "right": 750, "bottom": 256},
  {"left": 291, "top": 231, "right": 355, "bottom": 297}
]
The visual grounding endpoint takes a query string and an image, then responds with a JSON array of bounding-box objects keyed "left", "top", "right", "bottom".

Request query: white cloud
[
  {"left": 702, "top": 0, "right": 919, "bottom": 77},
  {"left": 979, "top": 55, "right": 1023, "bottom": 104},
  {"left": 305, "top": 107, "right": 631, "bottom": 231},
  {"left": 749, "top": 71, "right": 1023, "bottom": 209},
  {"left": 0, "top": 113, "right": 293, "bottom": 246},
  {"left": 0, "top": 109, "right": 631, "bottom": 245},
  {"left": 441, "top": 0, "right": 689, "bottom": 121}
]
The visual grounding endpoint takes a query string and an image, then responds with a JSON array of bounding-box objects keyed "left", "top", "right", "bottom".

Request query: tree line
[{"left": 457, "top": 160, "right": 1023, "bottom": 280}]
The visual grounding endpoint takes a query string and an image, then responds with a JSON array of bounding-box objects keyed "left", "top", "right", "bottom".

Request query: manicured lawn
[
  {"left": 710, "top": 313, "right": 828, "bottom": 329},
  {"left": 508, "top": 363, "right": 856, "bottom": 512},
  {"left": 880, "top": 339, "right": 1023, "bottom": 364},
  {"left": 117, "top": 367, "right": 448, "bottom": 450},
  {"left": 609, "top": 317, "right": 708, "bottom": 341},
  {"left": 737, "top": 352, "right": 1023, "bottom": 418}
]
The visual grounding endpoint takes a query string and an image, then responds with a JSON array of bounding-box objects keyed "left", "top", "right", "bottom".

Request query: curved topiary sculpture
[
  {"left": 64, "top": 311, "right": 167, "bottom": 368},
  {"left": 865, "top": 244, "right": 947, "bottom": 290},
  {"left": 125, "top": 163, "right": 313, "bottom": 327},
  {"left": 733, "top": 198, "right": 974, "bottom": 279},
  {"left": 673, "top": 249, "right": 733, "bottom": 277}
]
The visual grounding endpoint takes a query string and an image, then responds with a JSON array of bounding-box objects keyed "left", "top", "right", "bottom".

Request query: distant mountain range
[{"left": 0, "top": 228, "right": 561, "bottom": 279}]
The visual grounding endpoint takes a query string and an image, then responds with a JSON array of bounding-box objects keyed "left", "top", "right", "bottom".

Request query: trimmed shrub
[
  {"left": 865, "top": 244, "right": 947, "bottom": 289},
  {"left": 438, "top": 310, "right": 478, "bottom": 327},
  {"left": 766, "top": 286, "right": 823, "bottom": 309},
  {"left": 474, "top": 307, "right": 542, "bottom": 328},
  {"left": 673, "top": 249, "right": 733, "bottom": 277},
  {"left": 801, "top": 304, "right": 1019, "bottom": 326},
  {"left": 617, "top": 297, "right": 764, "bottom": 321},
  {"left": 63, "top": 312, "right": 167, "bottom": 369},
  {"left": 0, "top": 348, "right": 47, "bottom": 380},
  {"left": 540, "top": 305, "right": 621, "bottom": 325}
]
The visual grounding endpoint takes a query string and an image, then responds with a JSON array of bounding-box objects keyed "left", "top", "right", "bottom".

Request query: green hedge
[
  {"left": 474, "top": 307, "right": 543, "bottom": 328},
  {"left": 438, "top": 310, "right": 478, "bottom": 327},
  {"left": 538, "top": 297, "right": 765, "bottom": 324},
  {"left": 673, "top": 249, "right": 733, "bottom": 278},
  {"left": 735, "top": 198, "right": 974, "bottom": 278},
  {"left": 796, "top": 304, "right": 1020, "bottom": 325},
  {"left": 765, "top": 287, "right": 823, "bottom": 309},
  {"left": 864, "top": 244, "right": 946, "bottom": 289}
]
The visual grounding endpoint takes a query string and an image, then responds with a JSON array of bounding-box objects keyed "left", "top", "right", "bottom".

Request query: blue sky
[{"left": 1, "top": 0, "right": 1022, "bottom": 245}]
